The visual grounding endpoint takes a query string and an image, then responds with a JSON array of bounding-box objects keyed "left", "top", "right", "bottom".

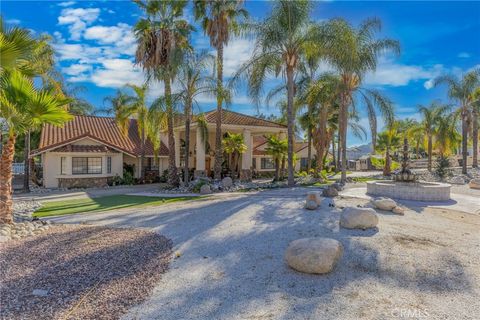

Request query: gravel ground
[
  {"left": 45, "top": 186, "right": 480, "bottom": 320},
  {"left": 0, "top": 225, "right": 172, "bottom": 320}
]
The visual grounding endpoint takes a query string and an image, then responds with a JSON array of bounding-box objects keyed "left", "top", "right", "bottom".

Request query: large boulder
[
  {"left": 322, "top": 185, "right": 338, "bottom": 197},
  {"left": 449, "top": 176, "right": 465, "bottom": 185},
  {"left": 199, "top": 184, "right": 212, "bottom": 194},
  {"left": 340, "top": 207, "right": 378, "bottom": 230},
  {"left": 392, "top": 206, "right": 405, "bottom": 215},
  {"left": 221, "top": 177, "right": 233, "bottom": 188},
  {"left": 305, "top": 200, "right": 318, "bottom": 210},
  {"left": 285, "top": 238, "right": 343, "bottom": 274},
  {"left": 306, "top": 191, "right": 322, "bottom": 205},
  {"left": 371, "top": 197, "right": 397, "bottom": 211},
  {"left": 469, "top": 178, "right": 480, "bottom": 190}
]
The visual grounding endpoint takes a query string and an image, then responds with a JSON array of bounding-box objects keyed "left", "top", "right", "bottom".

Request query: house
[
  {"left": 31, "top": 115, "right": 169, "bottom": 188},
  {"left": 33, "top": 110, "right": 288, "bottom": 188}
]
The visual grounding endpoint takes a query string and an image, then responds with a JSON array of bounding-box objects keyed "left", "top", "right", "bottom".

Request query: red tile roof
[
  {"left": 51, "top": 145, "right": 120, "bottom": 153},
  {"left": 190, "top": 109, "right": 287, "bottom": 129},
  {"left": 33, "top": 115, "right": 168, "bottom": 157}
]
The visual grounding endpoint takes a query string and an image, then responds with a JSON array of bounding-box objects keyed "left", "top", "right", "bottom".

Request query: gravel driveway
[{"left": 47, "top": 187, "right": 480, "bottom": 320}]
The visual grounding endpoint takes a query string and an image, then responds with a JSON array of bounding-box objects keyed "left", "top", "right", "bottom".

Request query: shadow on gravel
[{"left": 0, "top": 226, "right": 172, "bottom": 320}]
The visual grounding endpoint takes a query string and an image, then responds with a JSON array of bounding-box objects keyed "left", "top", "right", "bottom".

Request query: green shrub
[
  {"left": 192, "top": 179, "right": 208, "bottom": 193},
  {"left": 122, "top": 170, "right": 134, "bottom": 185},
  {"left": 435, "top": 155, "right": 450, "bottom": 179}
]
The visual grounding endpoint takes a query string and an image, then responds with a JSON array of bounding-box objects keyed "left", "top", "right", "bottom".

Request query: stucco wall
[{"left": 43, "top": 151, "right": 123, "bottom": 188}]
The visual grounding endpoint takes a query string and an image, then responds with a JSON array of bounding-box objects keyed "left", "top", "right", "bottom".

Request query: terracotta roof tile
[
  {"left": 34, "top": 115, "right": 168, "bottom": 157},
  {"left": 51, "top": 145, "right": 120, "bottom": 153},
  {"left": 188, "top": 109, "right": 286, "bottom": 129}
]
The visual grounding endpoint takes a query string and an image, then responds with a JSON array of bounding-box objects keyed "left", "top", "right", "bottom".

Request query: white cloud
[
  {"left": 62, "top": 64, "right": 92, "bottom": 76},
  {"left": 58, "top": 8, "right": 100, "bottom": 40},
  {"left": 5, "top": 19, "right": 21, "bottom": 25},
  {"left": 91, "top": 59, "right": 144, "bottom": 88},
  {"left": 458, "top": 52, "right": 471, "bottom": 58},
  {"left": 222, "top": 38, "right": 256, "bottom": 77},
  {"left": 58, "top": 1, "right": 76, "bottom": 7}
]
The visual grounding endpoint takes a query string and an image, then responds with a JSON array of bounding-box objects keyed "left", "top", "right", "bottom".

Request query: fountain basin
[{"left": 366, "top": 180, "right": 451, "bottom": 201}]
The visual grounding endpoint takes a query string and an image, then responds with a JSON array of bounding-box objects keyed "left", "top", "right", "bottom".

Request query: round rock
[
  {"left": 199, "top": 184, "right": 212, "bottom": 194},
  {"left": 306, "top": 191, "right": 322, "bottom": 205},
  {"left": 392, "top": 206, "right": 405, "bottom": 215},
  {"left": 285, "top": 238, "right": 343, "bottom": 274},
  {"left": 340, "top": 207, "right": 379, "bottom": 230},
  {"left": 469, "top": 178, "right": 480, "bottom": 190},
  {"left": 221, "top": 177, "right": 233, "bottom": 188},
  {"left": 371, "top": 197, "right": 397, "bottom": 211},
  {"left": 305, "top": 200, "right": 318, "bottom": 210},
  {"left": 322, "top": 186, "right": 338, "bottom": 198}
]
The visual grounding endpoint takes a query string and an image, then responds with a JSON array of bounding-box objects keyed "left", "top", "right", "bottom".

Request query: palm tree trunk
[
  {"left": 281, "top": 156, "right": 286, "bottom": 180},
  {"left": 307, "top": 103, "right": 313, "bottom": 172},
  {"left": 165, "top": 75, "right": 179, "bottom": 187},
  {"left": 461, "top": 107, "right": 468, "bottom": 174},
  {"left": 274, "top": 158, "right": 279, "bottom": 182},
  {"left": 23, "top": 130, "right": 30, "bottom": 193},
  {"left": 339, "top": 93, "right": 348, "bottom": 182},
  {"left": 0, "top": 134, "right": 15, "bottom": 224},
  {"left": 472, "top": 108, "right": 478, "bottom": 168},
  {"left": 384, "top": 147, "right": 391, "bottom": 176},
  {"left": 332, "top": 135, "right": 336, "bottom": 171},
  {"left": 336, "top": 137, "right": 341, "bottom": 172},
  {"left": 286, "top": 66, "right": 295, "bottom": 186},
  {"left": 184, "top": 99, "right": 192, "bottom": 183},
  {"left": 316, "top": 105, "right": 328, "bottom": 174},
  {"left": 213, "top": 44, "right": 224, "bottom": 180},
  {"left": 427, "top": 135, "right": 433, "bottom": 171}
]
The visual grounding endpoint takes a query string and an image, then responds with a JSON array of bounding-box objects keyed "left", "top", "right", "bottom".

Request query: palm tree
[
  {"left": 1, "top": 70, "right": 72, "bottom": 223},
  {"left": 265, "top": 135, "right": 288, "bottom": 181},
  {"left": 177, "top": 50, "right": 216, "bottom": 183},
  {"left": 434, "top": 112, "right": 461, "bottom": 158},
  {"left": 418, "top": 102, "right": 449, "bottom": 171},
  {"left": 471, "top": 87, "right": 480, "bottom": 168},
  {"left": 434, "top": 69, "right": 480, "bottom": 174},
  {"left": 222, "top": 132, "right": 246, "bottom": 179},
  {"left": 322, "top": 18, "right": 399, "bottom": 182},
  {"left": 133, "top": 0, "right": 193, "bottom": 187},
  {"left": 376, "top": 124, "right": 400, "bottom": 176},
  {"left": 233, "top": 0, "right": 321, "bottom": 186},
  {"left": 194, "top": 0, "right": 248, "bottom": 181}
]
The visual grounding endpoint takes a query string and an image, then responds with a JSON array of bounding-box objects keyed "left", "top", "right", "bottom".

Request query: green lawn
[{"left": 33, "top": 195, "right": 202, "bottom": 217}]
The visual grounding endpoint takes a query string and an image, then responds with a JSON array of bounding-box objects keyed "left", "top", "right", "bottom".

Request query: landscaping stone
[
  {"left": 200, "top": 184, "right": 212, "bottom": 194},
  {"left": 305, "top": 200, "right": 318, "bottom": 210},
  {"left": 221, "top": 177, "right": 233, "bottom": 188},
  {"left": 340, "top": 207, "right": 378, "bottom": 230},
  {"left": 306, "top": 191, "right": 322, "bottom": 205},
  {"left": 0, "top": 235, "right": 10, "bottom": 242},
  {"left": 392, "top": 206, "right": 405, "bottom": 215},
  {"left": 322, "top": 186, "right": 338, "bottom": 197},
  {"left": 371, "top": 197, "right": 397, "bottom": 211},
  {"left": 450, "top": 176, "right": 465, "bottom": 185},
  {"left": 285, "top": 238, "right": 343, "bottom": 274},
  {"left": 331, "top": 182, "right": 344, "bottom": 191},
  {"left": 469, "top": 178, "right": 480, "bottom": 190}
]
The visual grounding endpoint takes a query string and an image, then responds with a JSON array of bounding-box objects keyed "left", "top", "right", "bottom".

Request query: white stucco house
[{"left": 32, "top": 110, "right": 304, "bottom": 188}]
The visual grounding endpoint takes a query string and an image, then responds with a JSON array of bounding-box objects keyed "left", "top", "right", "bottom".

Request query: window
[
  {"left": 260, "top": 158, "right": 275, "bottom": 169},
  {"left": 61, "top": 157, "right": 66, "bottom": 175},
  {"left": 107, "top": 157, "right": 112, "bottom": 174},
  {"left": 72, "top": 157, "right": 102, "bottom": 174},
  {"left": 252, "top": 158, "right": 256, "bottom": 169}
]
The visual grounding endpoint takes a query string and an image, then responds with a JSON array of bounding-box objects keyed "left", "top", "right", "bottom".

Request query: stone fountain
[{"left": 367, "top": 138, "right": 451, "bottom": 201}]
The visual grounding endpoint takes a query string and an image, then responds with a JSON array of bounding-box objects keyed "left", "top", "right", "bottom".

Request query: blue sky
[{"left": 3, "top": 0, "right": 480, "bottom": 146}]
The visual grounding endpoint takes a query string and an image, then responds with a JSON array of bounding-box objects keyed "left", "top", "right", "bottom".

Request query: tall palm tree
[
  {"left": 233, "top": 0, "right": 320, "bottom": 186},
  {"left": 222, "top": 132, "right": 246, "bottom": 179},
  {"left": 434, "top": 112, "right": 461, "bottom": 158},
  {"left": 322, "top": 18, "right": 399, "bottom": 182},
  {"left": 265, "top": 135, "right": 288, "bottom": 182},
  {"left": 434, "top": 69, "right": 480, "bottom": 174},
  {"left": 194, "top": 0, "right": 248, "bottom": 181},
  {"left": 376, "top": 124, "right": 400, "bottom": 176},
  {"left": 177, "top": 50, "right": 216, "bottom": 183},
  {"left": 471, "top": 87, "right": 480, "bottom": 168},
  {"left": 133, "top": 0, "right": 193, "bottom": 187},
  {"left": 1, "top": 70, "right": 72, "bottom": 223},
  {"left": 418, "top": 102, "right": 449, "bottom": 171}
]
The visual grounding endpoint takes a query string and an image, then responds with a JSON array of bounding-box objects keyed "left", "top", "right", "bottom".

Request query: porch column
[
  {"left": 174, "top": 131, "right": 181, "bottom": 167},
  {"left": 195, "top": 127, "right": 206, "bottom": 178},
  {"left": 240, "top": 129, "right": 252, "bottom": 181}
]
